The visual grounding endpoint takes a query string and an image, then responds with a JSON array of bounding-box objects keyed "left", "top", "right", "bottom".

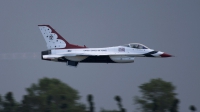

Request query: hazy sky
[{"left": 0, "top": 1, "right": 199, "bottom": 111}]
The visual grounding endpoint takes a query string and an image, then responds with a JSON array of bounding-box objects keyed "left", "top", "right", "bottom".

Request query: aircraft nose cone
[{"left": 160, "top": 53, "right": 173, "bottom": 57}]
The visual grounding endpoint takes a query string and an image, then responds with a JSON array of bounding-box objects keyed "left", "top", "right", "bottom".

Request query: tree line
[{"left": 0, "top": 78, "right": 197, "bottom": 112}]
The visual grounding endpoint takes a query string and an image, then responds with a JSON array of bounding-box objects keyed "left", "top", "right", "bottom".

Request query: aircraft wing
[
  {"left": 60, "top": 52, "right": 138, "bottom": 56},
  {"left": 63, "top": 53, "right": 129, "bottom": 56},
  {"left": 43, "top": 53, "right": 85, "bottom": 58},
  {"left": 42, "top": 53, "right": 93, "bottom": 59},
  {"left": 43, "top": 53, "right": 138, "bottom": 59}
]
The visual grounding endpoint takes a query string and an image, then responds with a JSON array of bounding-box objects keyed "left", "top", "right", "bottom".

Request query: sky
[{"left": 0, "top": 1, "right": 200, "bottom": 111}]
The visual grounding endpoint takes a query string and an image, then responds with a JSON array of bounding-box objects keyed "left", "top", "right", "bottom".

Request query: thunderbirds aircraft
[{"left": 39, "top": 25, "right": 172, "bottom": 67}]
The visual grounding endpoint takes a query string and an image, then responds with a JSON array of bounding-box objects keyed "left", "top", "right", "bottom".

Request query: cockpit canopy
[{"left": 122, "top": 43, "right": 149, "bottom": 49}]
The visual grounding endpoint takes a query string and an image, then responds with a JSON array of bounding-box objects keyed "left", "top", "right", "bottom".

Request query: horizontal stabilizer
[{"left": 43, "top": 55, "right": 64, "bottom": 59}]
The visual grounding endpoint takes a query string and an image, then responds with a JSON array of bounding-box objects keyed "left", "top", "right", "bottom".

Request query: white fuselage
[{"left": 43, "top": 46, "right": 164, "bottom": 63}]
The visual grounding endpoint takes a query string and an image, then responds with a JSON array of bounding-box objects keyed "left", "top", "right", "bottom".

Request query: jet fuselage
[{"left": 39, "top": 25, "right": 172, "bottom": 67}]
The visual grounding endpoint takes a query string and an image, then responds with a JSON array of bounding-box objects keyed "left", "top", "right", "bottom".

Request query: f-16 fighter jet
[{"left": 39, "top": 25, "right": 172, "bottom": 67}]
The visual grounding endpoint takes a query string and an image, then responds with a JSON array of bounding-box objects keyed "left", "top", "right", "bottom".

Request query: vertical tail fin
[{"left": 38, "top": 25, "right": 86, "bottom": 49}]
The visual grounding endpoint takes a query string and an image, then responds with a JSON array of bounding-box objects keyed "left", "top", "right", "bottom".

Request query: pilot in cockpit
[
  {"left": 130, "top": 43, "right": 148, "bottom": 49},
  {"left": 122, "top": 43, "right": 149, "bottom": 49}
]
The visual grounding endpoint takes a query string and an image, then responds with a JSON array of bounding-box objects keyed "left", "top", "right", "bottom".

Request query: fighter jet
[{"left": 38, "top": 25, "right": 172, "bottom": 67}]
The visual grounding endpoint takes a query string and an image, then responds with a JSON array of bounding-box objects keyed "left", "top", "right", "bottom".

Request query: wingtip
[{"left": 38, "top": 25, "right": 50, "bottom": 26}]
